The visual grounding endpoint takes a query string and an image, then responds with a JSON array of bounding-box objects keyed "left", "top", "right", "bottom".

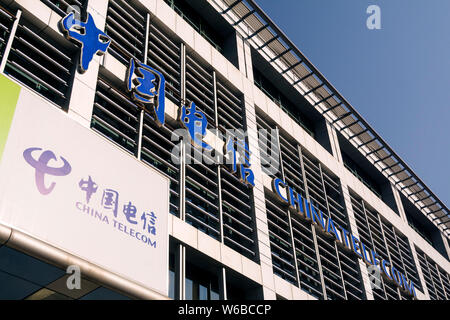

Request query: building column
[
  {"left": 235, "top": 32, "right": 254, "bottom": 82},
  {"left": 243, "top": 38, "right": 254, "bottom": 82},
  {"left": 246, "top": 102, "right": 276, "bottom": 299},
  {"left": 408, "top": 241, "right": 430, "bottom": 300},
  {"left": 219, "top": 267, "right": 228, "bottom": 300},
  {"left": 241, "top": 70, "right": 276, "bottom": 299},
  {"left": 441, "top": 233, "right": 450, "bottom": 261},
  {"left": 235, "top": 34, "right": 277, "bottom": 299}
]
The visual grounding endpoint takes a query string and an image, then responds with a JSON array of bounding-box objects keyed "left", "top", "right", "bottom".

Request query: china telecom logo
[{"left": 23, "top": 147, "right": 72, "bottom": 195}]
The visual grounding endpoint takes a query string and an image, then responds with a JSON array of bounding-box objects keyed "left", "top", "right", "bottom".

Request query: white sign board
[{"left": 0, "top": 89, "right": 170, "bottom": 296}]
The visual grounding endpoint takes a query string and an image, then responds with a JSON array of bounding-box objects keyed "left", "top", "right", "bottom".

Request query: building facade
[{"left": 0, "top": 0, "right": 448, "bottom": 300}]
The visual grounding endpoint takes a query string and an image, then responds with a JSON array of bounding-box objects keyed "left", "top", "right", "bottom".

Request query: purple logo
[{"left": 23, "top": 147, "right": 72, "bottom": 195}]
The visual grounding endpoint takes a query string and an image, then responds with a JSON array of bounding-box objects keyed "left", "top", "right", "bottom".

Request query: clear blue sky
[{"left": 256, "top": 0, "right": 450, "bottom": 206}]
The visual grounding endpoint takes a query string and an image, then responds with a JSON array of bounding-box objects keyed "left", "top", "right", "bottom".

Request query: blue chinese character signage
[
  {"left": 122, "top": 45, "right": 256, "bottom": 188},
  {"left": 60, "top": 12, "right": 111, "bottom": 73},
  {"left": 179, "top": 102, "right": 212, "bottom": 150},
  {"left": 126, "top": 58, "right": 166, "bottom": 126}
]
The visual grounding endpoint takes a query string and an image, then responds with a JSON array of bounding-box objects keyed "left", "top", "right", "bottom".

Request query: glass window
[
  {"left": 0, "top": 246, "right": 66, "bottom": 287},
  {"left": 169, "top": 250, "right": 176, "bottom": 299},
  {"left": 168, "top": 270, "right": 175, "bottom": 299},
  {"left": 226, "top": 269, "right": 264, "bottom": 300},
  {"left": 185, "top": 278, "right": 193, "bottom": 300},
  {"left": 185, "top": 261, "right": 219, "bottom": 300},
  {"left": 342, "top": 151, "right": 382, "bottom": 199},
  {"left": 254, "top": 68, "right": 315, "bottom": 137},
  {"left": 0, "top": 246, "right": 132, "bottom": 300},
  {"left": 163, "top": 0, "right": 224, "bottom": 53},
  {"left": 0, "top": 271, "right": 41, "bottom": 300},
  {"left": 80, "top": 287, "right": 132, "bottom": 300}
]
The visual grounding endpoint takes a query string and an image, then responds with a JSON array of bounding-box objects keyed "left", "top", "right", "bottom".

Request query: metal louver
[
  {"left": 301, "top": 151, "right": 365, "bottom": 300},
  {"left": 141, "top": 113, "right": 181, "bottom": 218},
  {"left": 105, "top": 0, "right": 146, "bottom": 65},
  {"left": 255, "top": 111, "right": 281, "bottom": 178},
  {"left": 350, "top": 191, "right": 422, "bottom": 300},
  {"left": 216, "top": 76, "right": 245, "bottom": 132},
  {"left": 221, "top": 166, "right": 257, "bottom": 260},
  {"left": 185, "top": 149, "right": 221, "bottom": 240},
  {"left": 185, "top": 53, "right": 215, "bottom": 124},
  {"left": 4, "top": 14, "right": 77, "bottom": 109},
  {"left": 148, "top": 19, "right": 181, "bottom": 104},
  {"left": 257, "top": 109, "right": 364, "bottom": 300},
  {"left": 41, "top": 0, "right": 87, "bottom": 17},
  {"left": 416, "top": 248, "right": 449, "bottom": 300}
]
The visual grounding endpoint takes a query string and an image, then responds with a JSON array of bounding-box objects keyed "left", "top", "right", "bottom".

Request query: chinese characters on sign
[
  {"left": 123, "top": 201, "right": 138, "bottom": 225},
  {"left": 102, "top": 189, "right": 119, "bottom": 217},
  {"left": 77, "top": 174, "right": 158, "bottom": 246},
  {"left": 141, "top": 212, "right": 157, "bottom": 235},
  {"left": 124, "top": 56, "right": 255, "bottom": 188},
  {"left": 79, "top": 176, "right": 97, "bottom": 203},
  {"left": 22, "top": 147, "right": 159, "bottom": 247}
]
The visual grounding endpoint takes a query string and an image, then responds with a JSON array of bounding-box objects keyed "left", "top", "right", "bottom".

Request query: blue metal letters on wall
[
  {"left": 271, "top": 177, "right": 417, "bottom": 298},
  {"left": 127, "top": 58, "right": 166, "bottom": 126},
  {"left": 60, "top": 12, "right": 111, "bottom": 74},
  {"left": 179, "top": 102, "right": 212, "bottom": 150}
]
